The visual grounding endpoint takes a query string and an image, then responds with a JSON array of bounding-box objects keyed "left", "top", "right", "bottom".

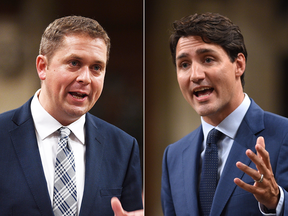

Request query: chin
[
  {"left": 67, "top": 108, "right": 88, "bottom": 118},
  {"left": 195, "top": 107, "right": 215, "bottom": 117}
]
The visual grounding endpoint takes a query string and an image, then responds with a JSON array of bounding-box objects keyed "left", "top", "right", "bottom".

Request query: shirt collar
[
  {"left": 31, "top": 89, "right": 86, "bottom": 144},
  {"left": 201, "top": 93, "right": 251, "bottom": 140}
]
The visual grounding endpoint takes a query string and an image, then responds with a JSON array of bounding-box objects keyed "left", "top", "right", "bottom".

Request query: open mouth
[
  {"left": 69, "top": 92, "right": 88, "bottom": 99},
  {"left": 193, "top": 87, "right": 214, "bottom": 98}
]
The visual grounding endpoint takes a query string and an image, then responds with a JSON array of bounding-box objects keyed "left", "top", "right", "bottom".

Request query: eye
[
  {"left": 70, "top": 60, "right": 80, "bottom": 67},
  {"left": 182, "top": 62, "right": 189, "bottom": 68},
  {"left": 204, "top": 57, "right": 214, "bottom": 63},
  {"left": 178, "top": 61, "right": 190, "bottom": 70},
  {"left": 93, "top": 64, "right": 102, "bottom": 71}
]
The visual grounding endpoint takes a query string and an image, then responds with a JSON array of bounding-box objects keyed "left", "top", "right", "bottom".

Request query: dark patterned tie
[
  {"left": 199, "top": 128, "right": 222, "bottom": 216},
  {"left": 53, "top": 127, "right": 77, "bottom": 216}
]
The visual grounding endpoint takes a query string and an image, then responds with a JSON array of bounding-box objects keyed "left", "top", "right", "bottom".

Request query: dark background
[
  {"left": 0, "top": 0, "right": 143, "bottom": 168},
  {"left": 145, "top": 0, "right": 288, "bottom": 215}
]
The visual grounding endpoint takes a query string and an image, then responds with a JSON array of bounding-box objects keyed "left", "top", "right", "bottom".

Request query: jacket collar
[
  {"left": 10, "top": 98, "right": 54, "bottom": 216},
  {"left": 79, "top": 113, "right": 106, "bottom": 216}
]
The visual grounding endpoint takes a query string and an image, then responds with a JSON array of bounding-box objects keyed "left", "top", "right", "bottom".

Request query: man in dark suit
[
  {"left": 161, "top": 12, "right": 288, "bottom": 215},
  {"left": 0, "top": 16, "right": 143, "bottom": 216}
]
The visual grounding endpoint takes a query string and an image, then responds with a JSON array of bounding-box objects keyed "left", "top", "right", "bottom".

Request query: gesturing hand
[
  {"left": 234, "top": 136, "right": 280, "bottom": 209},
  {"left": 111, "top": 197, "right": 144, "bottom": 216}
]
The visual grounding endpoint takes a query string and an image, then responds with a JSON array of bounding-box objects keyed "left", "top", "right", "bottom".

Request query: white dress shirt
[
  {"left": 31, "top": 89, "right": 86, "bottom": 213},
  {"left": 201, "top": 93, "right": 283, "bottom": 215}
]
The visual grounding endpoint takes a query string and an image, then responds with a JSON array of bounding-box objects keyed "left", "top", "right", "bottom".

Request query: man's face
[
  {"left": 37, "top": 34, "right": 107, "bottom": 125},
  {"left": 175, "top": 36, "right": 245, "bottom": 125}
]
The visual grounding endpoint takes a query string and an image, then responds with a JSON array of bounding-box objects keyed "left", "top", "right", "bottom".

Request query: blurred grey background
[
  {"left": 145, "top": 0, "right": 288, "bottom": 215},
  {"left": 0, "top": 0, "right": 143, "bottom": 166}
]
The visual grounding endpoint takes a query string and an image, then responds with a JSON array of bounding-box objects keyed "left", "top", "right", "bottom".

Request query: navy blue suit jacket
[
  {"left": 0, "top": 98, "right": 143, "bottom": 215},
  {"left": 162, "top": 99, "right": 288, "bottom": 215}
]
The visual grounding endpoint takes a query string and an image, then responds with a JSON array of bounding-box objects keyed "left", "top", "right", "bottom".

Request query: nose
[
  {"left": 76, "top": 66, "right": 91, "bottom": 85},
  {"left": 190, "top": 63, "right": 205, "bottom": 83}
]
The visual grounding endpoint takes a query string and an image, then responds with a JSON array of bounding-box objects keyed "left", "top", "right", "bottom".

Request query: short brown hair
[
  {"left": 170, "top": 12, "right": 247, "bottom": 87},
  {"left": 39, "top": 15, "right": 111, "bottom": 62}
]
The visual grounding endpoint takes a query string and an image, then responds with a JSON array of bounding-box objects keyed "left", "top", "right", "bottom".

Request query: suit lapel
[
  {"left": 9, "top": 99, "right": 53, "bottom": 216},
  {"left": 79, "top": 113, "right": 105, "bottom": 216},
  {"left": 211, "top": 123, "right": 256, "bottom": 215},
  {"left": 182, "top": 127, "right": 203, "bottom": 215},
  {"left": 211, "top": 99, "right": 265, "bottom": 215}
]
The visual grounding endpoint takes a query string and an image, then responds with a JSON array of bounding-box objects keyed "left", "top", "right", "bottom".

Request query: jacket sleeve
[{"left": 273, "top": 130, "right": 288, "bottom": 216}]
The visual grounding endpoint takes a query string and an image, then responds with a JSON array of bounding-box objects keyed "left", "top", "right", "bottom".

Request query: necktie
[
  {"left": 199, "top": 128, "right": 222, "bottom": 216},
  {"left": 53, "top": 127, "right": 78, "bottom": 216}
]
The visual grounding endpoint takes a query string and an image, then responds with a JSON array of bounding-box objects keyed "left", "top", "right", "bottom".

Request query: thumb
[{"left": 111, "top": 197, "right": 125, "bottom": 216}]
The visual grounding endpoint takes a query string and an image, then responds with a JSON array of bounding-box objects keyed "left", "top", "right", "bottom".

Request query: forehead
[
  {"left": 55, "top": 34, "right": 108, "bottom": 62},
  {"left": 176, "top": 36, "right": 226, "bottom": 59}
]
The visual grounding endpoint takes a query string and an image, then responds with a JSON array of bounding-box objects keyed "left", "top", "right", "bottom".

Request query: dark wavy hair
[{"left": 170, "top": 12, "right": 247, "bottom": 87}]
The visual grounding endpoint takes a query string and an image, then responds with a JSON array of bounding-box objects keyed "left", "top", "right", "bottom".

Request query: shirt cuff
[{"left": 258, "top": 186, "right": 284, "bottom": 216}]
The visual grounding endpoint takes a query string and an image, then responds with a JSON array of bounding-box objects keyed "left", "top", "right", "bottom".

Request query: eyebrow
[
  {"left": 196, "top": 48, "right": 217, "bottom": 55},
  {"left": 67, "top": 54, "right": 106, "bottom": 65},
  {"left": 67, "top": 54, "right": 82, "bottom": 60},
  {"left": 176, "top": 48, "right": 217, "bottom": 61},
  {"left": 176, "top": 53, "right": 189, "bottom": 61}
]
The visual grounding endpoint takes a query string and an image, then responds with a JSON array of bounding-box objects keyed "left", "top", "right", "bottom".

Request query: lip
[
  {"left": 192, "top": 86, "right": 214, "bottom": 102},
  {"left": 68, "top": 91, "right": 89, "bottom": 102}
]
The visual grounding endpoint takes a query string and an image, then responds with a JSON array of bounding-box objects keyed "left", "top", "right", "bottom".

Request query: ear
[
  {"left": 235, "top": 53, "right": 246, "bottom": 77},
  {"left": 36, "top": 55, "right": 48, "bottom": 80}
]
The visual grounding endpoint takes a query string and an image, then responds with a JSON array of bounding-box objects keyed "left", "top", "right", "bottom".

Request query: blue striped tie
[
  {"left": 199, "top": 128, "right": 222, "bottom": 216},
  {"left": 53, "top": 127, "right": 77, "bottom": 216}
]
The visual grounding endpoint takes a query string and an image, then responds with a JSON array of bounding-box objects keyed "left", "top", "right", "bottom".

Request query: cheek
[
  {"left": 48, "top": 69, "right": 71, "bottom": 86},
  {"left": 177, "top": 74, "right": 189, "bottom": 90},
  {"left": 180, "top": 86, "right": 191, "bottom": 102},
  {"left": 178, "top": 79, "right": 193, "bottom": 104},
  {"left": 91, "top": 78, "right": 104, "bottom": 96}
]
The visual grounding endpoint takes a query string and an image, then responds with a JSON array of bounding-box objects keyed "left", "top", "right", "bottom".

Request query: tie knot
[
  {"left": 59, "top": 127, "right": 71, "bottom": 139},
  {"left": 207, "top": 128, "right": 222, "bottom": 145}
]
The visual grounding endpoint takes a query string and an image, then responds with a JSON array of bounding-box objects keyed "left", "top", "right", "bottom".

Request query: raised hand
[
  {"left": 111, "top": 197, "right": 144, "bottom": 216},
  {"left": 234, "top": 136, "right": 279, "bottom": 209}
]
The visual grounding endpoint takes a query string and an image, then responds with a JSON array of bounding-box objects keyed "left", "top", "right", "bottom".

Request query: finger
[
  {"left": 126, "top": 209, "right": 144, "bottom": 216},
  {"left": 256, "top": 136, "right": 265, "bottom": 149},
  {"left": 111, "top": 197, "right": 125, "bottom": 216},
  {"left": 234, "top": 177, "right": 258, "bottom": 194},
  {"left": 255, "top": 137, "right": 264, "bottom": 161},
  {"left": 236, "top": 161, "right": 262, "bottom": 181},
  {"left": 255, "top": 143, "right": 272, "bottom": 171},
  {"left": 245, "top": 149, "right": 269, "bottom": 177}
]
